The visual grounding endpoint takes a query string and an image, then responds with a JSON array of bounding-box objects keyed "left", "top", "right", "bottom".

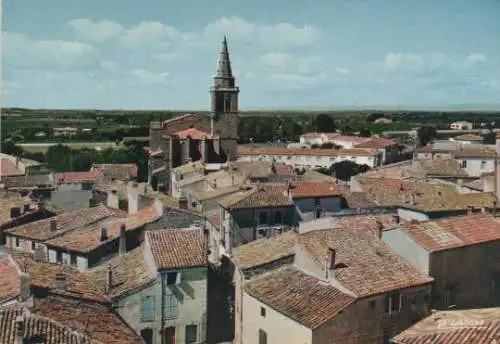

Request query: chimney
[
  {"left": 213, "top": 179, "right": 217, "bottom": 189},
  {"left": 410, "top": 193, "right": 416, "bottom": 205},
  {"left": 19, "top": 273, "right": 31, "bottom": 301},
  {"left": 15, "top": 315, "right": 24, "bottom": 344},
  {"left": 23, "top": 203, "right": 30, "bottom": 213},
  {"left": 119, "top": 224, "right": 126, "bottom": 254},
  {"left": 467, "top": 206, "right": 473, "bottom": 216},
  {"left": 100, "top": 228, "right": 108, "bottom": 242},
  {"left": 53, "top": 272, "right": 67, "bottom": 290},
  {"left": 328, "top": 248, "right": 336, "bottom": 270},
  {"left": 50, "top": 219, "right": 57, "bottom": 232},
  {"left": 392, "top": 215, "right": 400, "bottom": 224},
  {"left": 232, "top": 175, "right": 235, "bottom": 186},
  {"left": 105, "top": 265, "right": 113, "bottom": 294},
  {"left": 10, "top": 207, "right": 21, "bottom": 218},
  {"left": 178, "top": 197, "right": 188, "bottom": 209},
  {"left": 376, "top": 220, "right": 384, "bottom": 239}
]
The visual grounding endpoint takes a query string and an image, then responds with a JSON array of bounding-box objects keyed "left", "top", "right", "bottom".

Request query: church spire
[{"left": 215, "top": 36, "right": 233, "bottom": 79}]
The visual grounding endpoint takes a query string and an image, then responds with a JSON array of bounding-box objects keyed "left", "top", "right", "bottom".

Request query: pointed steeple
[{"left": 215, "top": 36, "right": 233, "bottom": 79}]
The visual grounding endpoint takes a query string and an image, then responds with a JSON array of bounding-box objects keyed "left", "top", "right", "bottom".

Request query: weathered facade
[{"left": 148, "top": 37, "right": 239, "bottom": 193}]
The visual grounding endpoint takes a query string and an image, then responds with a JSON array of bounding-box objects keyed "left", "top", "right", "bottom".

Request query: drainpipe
[{"left": 160, "top": 271, "right": 165, "bottom": 344}]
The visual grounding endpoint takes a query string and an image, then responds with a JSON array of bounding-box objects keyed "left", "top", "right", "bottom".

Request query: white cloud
[
  {"left": 128, "top": 69, "right": 170, "bottom": 87},
  {"left": 3, "top": 32, "right": 98, "bottom": 69},
  {"left": 119, "top": 21, "right": 182, "bottom": 48},
  {"left": 67, "top": 19, "right": 125, "bottom": 43},
  {"left": 384, "top": 52, "right": 488, "bottom": 72}
]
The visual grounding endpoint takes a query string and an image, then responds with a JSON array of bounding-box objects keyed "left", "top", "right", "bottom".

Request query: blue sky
[{"left": 3, "top": 0, "right": 500, "bottom": 110}]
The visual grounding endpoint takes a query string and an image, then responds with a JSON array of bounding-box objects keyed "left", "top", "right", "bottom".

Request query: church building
[{"left": 147, "top": 37, "right": 240, "bottom": 192}]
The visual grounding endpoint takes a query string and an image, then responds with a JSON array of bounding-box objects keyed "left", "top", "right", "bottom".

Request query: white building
[
  {"left": 449, "top": 134, "right": 483, "bottom": 144},
  {"left": 237, "top": 146, "right": 382, "bottom": 169},
  {"left": 450, "top": 121, "right": 473, "bottom": 130}
]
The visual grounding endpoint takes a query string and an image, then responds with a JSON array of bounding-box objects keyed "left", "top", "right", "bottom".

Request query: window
[
  {"left": 140, "top": 328, "right": 154, "bottom": 344},
  {"left": 164, "top": 290, "right": 179, "bottom": 319},
  {"left": 15, "top": 238, "right": 20, "bottom": 248},
  {"left": 382, "top": 327, "right": 392, "bottom": 344},
  {"left": 258, "top": 329, "right": 267, "bottom": 344},
  {"left": 273, "top": 211, "right": 282, "bottom": 224},
  {"left": 259, "top": 211, "right": 268, "bottom": 225},
  {"left": 56, "top": 251, "right": 63, "bottom": 263},
  {"left": 23, "top": 335, "right": 46, "bottom": 344},
  {"left": 166, "top": 272, "right": 179, "bottom": 285},
  {"left": 185, "top": 325, "right": 198, "bottom": 344},
  {"left": 141, "top": 296, "right": 154, "bottom": 321},
  {"left": 385, "top": 292, "right": 402, "bottom": 314},
  {"left": 164, "top": 326, "right": 176, "bottom": 344},
  {"left": 70, "top": 254, "right": 77, "bottom": 266},
  {"left": 31, "top": 241, "right": 36, "bottom": 251},
  {"left": 481, "top": 161, "right": 487, "bottom": 169},
  {"left": 460, "top": 160, "right": 467, "bottom": 168},
  {"left": 260, "top": 307, "right": 266, "bottom": 317}
]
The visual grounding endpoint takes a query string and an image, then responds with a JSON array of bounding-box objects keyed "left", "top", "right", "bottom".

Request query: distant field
[{"left": 19, "top": 142, "right": 119, "bottom": 153}]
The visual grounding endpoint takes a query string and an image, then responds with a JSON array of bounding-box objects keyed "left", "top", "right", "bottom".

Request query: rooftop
[
  {"left": 31, "top": 299, "right": 144, "bottom": 344},
  {"left": 355, "top": 137, "right": 397, "bottom": 149},
  {"left": 400, "top": 213, "right": 500, "bottom": 252},
  {"left": 298, "top": 228, "right": 433, "bottom": 297},
  {"left": 146, "top": 228, "right": 206, "bottom": 270},
  {"left": 45, "top": 204, "right": 161, "bottom": 253},
  {"left": 0, "top": 256, "right": 21, "bottom": 302},
  {"left": 0, "top": 307, "right": 99, "bottom": 344},
  {"left": 392, "top": 307, "right": 500, "bottom": 344},
  {"left": 453, "top": 134, "right": 483, "bottom": 141},
  {"left": 0, "top": 193, "right": 32, "bottom": 226},
  {"left": 219, "top": 184, "right": 293, "bottom": 210},
  {"left": 334, "top": 214, "right": 407, "bottom": 236},
  {"left": 454, "top": 146, "right": 496, "bottom": 158},
  {"left": 0, "top": 158, "right": 24, "bottom": 177},
  {"left": 244, "top": 266, "right": 356, "bottom": 329},
  {"left": 54, "top": 170, "right": 103, "bottom": 184},
  {"left": 233, "top": 231, "right": 297, "bottom": 270},
  {"left": 91, "top": 164, "right": 138, "bottom": 180},
  {"left": 10, "top": 251, "right": 110, "bottom": 304},
  {"left": 85, "top": 246, "right": 155, "bottom": 299},
  {"left": 5, "top": 204, "right": 127, "bottom": 241},
  {"left": 173, "top": 127, "right": 212, "bottom": 140},
  {"left": 289, "top": 180, "right": 342, "bottom": 198}
]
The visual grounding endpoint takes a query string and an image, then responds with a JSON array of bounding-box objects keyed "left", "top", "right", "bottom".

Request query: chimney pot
[
  {"left": 393, "top": 215, "right": 400, "bottom": 224},
  {"left": 119, "top": 224, "right": 126, "bottom": 254},
  {"left": 105, "top": 265, "right": 113, "bottom": 294},
  {"left": 328, "top": 248, "right": 336, "bottom": 270},
  {"left": 50, "top": 219, "right": 57, "bottom": 232},
  {"left": 100, "top": 228, "right": 108, "bottom": 241}
]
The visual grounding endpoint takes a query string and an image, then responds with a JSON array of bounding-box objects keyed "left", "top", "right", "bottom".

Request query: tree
[
  {"left": 328, "top": 160, "right": 370, "bottom": 181},
  {"left": 359, "top": 128, "right": 371, "bottom": 137},
  {"left": 312, "top": 114, "right": 336, "bottom": 133},
  {"left": 1, "top": 139, "right": 23, "bottom": 156},
  {"left": 416, "top": 126, "right": 437, "bottom": 147}
]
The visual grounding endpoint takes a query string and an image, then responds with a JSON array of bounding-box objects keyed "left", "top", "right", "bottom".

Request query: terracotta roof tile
[
  {"left": 244, "top": 266, "right": 356, "bottom": 328},
  {"left": 401, "top": 213, "right": 500, "bottom": 252},
  {"left": 237, "top": 146, "right": 379, "bottom": 157},
  {"left": 334, "top": 214, "right": 407, "bottom": 236},
  {"left": 6, "top": 204, "right": 127, "bottom": 241},
  {"left": 54, "top": 171, "right": 103, "bottom": 184},
  {"left": 0, "top": 193, "right": 32, "bottom": 226},
  {"left": 414, "top": 145, "right": 433, "bottom": 153},
  {"left": 454, "top": 147, "right": 496, "bottom": 158},
  {"left": 173, "top": 127, "right": 211, "bottom": 140},
  {"left": 32, "top": 299, "right": 144, "bottom": 344},
  {"left": 355, "top": 137, "right": 397, "bottom": 148},
  {"left": 91, "top": 164, "right": 138, "bottom": 180},
  {"left": 0, "top": 257, "right": 21, "bottom": 302},
  {"left": 10, "top": 251, "right": 110, "bottom": 304},
  {"left": 219, "top": 184, "right": 292, "bottom": 209},
  {"left": 0, "top": 158, "right": 24, "bottom": 177},
  {"left": 146, "top": 229, "right": 206, "bottom": 270},
  {"left": 85, "top": 246, "right": 156, "bottom": 299},
  {"left": 392, "top": 307, "right": 500, "bottom": 344},
  {"left": 0, "top": 307, "right": 99, "bottom": 344},
  {"left": 45, "top": 204, "right": 161, "bottom": 253},
  {"left": 298, "top": 228, "right": 433, "bottom": 297},
  {"left": 289, "top": 180, "right": 342, "bottom": 198},
  {"left": 454, "top": 134, "right": 483, "bottom": 141},
  {"left": 420, "top": 158, "right": 468, "bottom": 177},
  {"left": 233, "top": 231, "right": 298, "bottom": 270}
]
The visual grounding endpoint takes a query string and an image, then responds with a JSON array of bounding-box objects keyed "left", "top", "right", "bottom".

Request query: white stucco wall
[{"left": 455, "top": 157, "right": 495, "bottom": 177}]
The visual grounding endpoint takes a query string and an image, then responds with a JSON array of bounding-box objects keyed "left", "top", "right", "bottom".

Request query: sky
[{"left": 3, "top": 0, "right": 500, "bottom": 110}]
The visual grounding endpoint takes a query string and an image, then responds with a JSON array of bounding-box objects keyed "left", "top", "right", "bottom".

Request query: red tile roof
[
  {"left": 32, "top": 299, "right": 144, "bottom": 344},
  {"left": 91, "top": 164, "right": 138, "bottom": 179},
  {"left": 453, "top": 134, "right": 483, "bottom": 141},
  {"left": 0, "top": 158, "right": 24, "bottom": 177},
  {"left": 0, "top": 257, "right": 20, "bottom": 302},
  {"left": 392, "top": 307, "right": 500, "bottom": 344},
  {"left": 414, "top": 145, "right": 433, "bottom": 153},
  {"left": 54, "top": 170, "right": 103, "bottom": 184},
  {"left": 334, "top": 214, "right": 408, "bottom": 236},
  {"left": 401, "top": 213, "right": 500, "bottom": 252},
  {"left": 0, "top": 307, "right": 99, "bottom": 344},
  {"left": 355, "top": 137, "right": 397, "bottom": 148},
  {"left": 174, "top": 127, "right": 211, "bottom": 140},
  {"left": 244, "top": 266, "right": 356, "bottom": 329},
  {"left": 289, "top": 180, "right": 342, "bottom": 198},
  {"left": 146, "top": 229, "right": 206, "bottom": 270}
]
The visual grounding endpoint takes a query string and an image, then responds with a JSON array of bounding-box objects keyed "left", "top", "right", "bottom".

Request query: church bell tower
[{"left": 210, "top": 36, "right": 239, "bottom": 161}]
